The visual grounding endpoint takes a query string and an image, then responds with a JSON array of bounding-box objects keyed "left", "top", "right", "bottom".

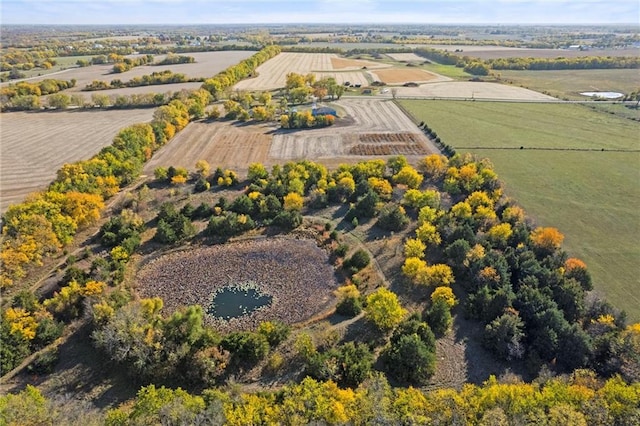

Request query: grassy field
[
  {"left": 399, "top": 100, "right": 640, "bottom": 321},
  {"left": 421, "top": 63, "right": 472, "bottom": 79},
  {"left": 498, "top": 69, "right": 640, "bottom": 100}
]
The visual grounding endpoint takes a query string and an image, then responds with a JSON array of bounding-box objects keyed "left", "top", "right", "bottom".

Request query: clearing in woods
[{"left": 0, "top": 109, "right": 155, "bottom": 212}]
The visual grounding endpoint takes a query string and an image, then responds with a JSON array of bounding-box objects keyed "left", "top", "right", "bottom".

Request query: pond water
[
  {"left": 580, "top": 91, "right": 624, "bottom": 99},
  {"left": 208, "top": 287, "right": 272, "bottom": 320}
]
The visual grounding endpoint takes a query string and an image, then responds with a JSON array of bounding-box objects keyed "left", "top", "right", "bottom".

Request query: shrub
[
  {"left": 344, "top": 249, "right": 370, "bottom": 272},
  {"left": 336, "top": 296, "right": 362, "bottom": 317},
  {"left": 221, "top": 331, "right": 269, "bottom": 364},
  {"left": 382, "top": 334, "right": 436, "bottom": 385},
  {"left": 377, "top": 204, "right": 409, "bottom": 232},
  {"left": 258, "top": 321, "right": 291, "bottom": 347}
]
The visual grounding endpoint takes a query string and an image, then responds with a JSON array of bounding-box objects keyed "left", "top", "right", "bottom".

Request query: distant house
[{"left": 312, "top": 107, "right": 337, "bottom": 117}]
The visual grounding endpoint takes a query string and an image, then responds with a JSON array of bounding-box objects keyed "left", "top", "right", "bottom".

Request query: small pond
[{"left": 208, "top": 286, "right": 273, "bottom": 320}]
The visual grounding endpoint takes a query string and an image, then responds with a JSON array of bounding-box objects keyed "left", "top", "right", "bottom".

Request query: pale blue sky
[{"left": 1, "top": 0, "right": 638, "bottom": 25}]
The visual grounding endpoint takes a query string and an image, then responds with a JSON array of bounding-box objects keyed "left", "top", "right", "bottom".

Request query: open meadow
[
  {"left": 498, "top": 68, "right": 640, "bottom": 100},
  {"left": 399, "top": 99, "right": 640, "bottom": 320},
  {"left": 0, "top": 108, "right": 155, "bottom": 212}
]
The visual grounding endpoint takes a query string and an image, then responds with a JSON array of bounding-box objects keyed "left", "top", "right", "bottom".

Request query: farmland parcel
[
  {"left": 0, "top": 109, "right": 155, "bottom": 212},
  {"left": 399, "top": 100, "right": 640, "bottom": 320}
]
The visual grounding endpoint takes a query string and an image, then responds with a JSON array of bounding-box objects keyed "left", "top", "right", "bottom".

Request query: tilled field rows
[
  {"left": 143, "top": 120, "right": 274, "bottom": 174},
  {"left": 0, "top": 109, "right": 155, "bottom": 212},
  {"left": 386, "top": 53, "right": 426, "bottom": 62},
  {"left": 315, "top": 71, "right": 371, "bottom": 87},
  {"left": 235, "top": 53, "right": 389, "bottom": 91},
  {"left": 4, "top": 51, "right": 255, "bottom": 96}
]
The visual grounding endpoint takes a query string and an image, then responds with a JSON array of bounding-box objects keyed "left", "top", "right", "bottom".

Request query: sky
[{"left": 1, "top": 0, "right": 638, "bottom": 26}]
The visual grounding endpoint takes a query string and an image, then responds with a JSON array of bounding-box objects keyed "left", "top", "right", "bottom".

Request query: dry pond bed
[{"left": 135, "top": 237, "right": 339, "bottom": 332}]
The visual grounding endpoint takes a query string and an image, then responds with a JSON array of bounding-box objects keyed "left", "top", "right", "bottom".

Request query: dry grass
[{"left": 386, "top": 53, "right": 426, "bottom": 62}]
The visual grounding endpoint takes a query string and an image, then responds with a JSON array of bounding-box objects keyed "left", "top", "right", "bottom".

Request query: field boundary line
[{"left": 457, "top": 146, "right": 640, "bottom": 152}]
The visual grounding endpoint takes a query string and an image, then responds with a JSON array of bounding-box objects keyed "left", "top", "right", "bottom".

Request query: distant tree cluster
[
  {"left": 110, "top": 53, "right": 155, "bottom": 73},
  {"left": 0, "top": 79, "right": 76, "bottom": 111},
  {"left": 154, "top": 53, "right": 195, "bottom": 65}
]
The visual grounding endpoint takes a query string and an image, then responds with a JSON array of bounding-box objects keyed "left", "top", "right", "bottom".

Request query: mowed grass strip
[{"left": 400, "top": 100, "right": 640, "bottom": 320}]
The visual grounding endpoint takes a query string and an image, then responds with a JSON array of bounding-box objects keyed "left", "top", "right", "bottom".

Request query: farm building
[{"left": 312, "top": 106, "right": 337, "bottom": 117}]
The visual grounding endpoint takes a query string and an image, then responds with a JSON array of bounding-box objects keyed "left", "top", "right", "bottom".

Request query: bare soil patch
[
  {"left": 0, "top": 109, "right": 155, "bottom": 212},
  {"left": 348, "top": 133, "right": 429, "bottom": 156},
  {"left": 372, "top": 68, "right": 441, "bottom": 84},
  {"left": 135, "top": 238, "right": 338, "bottom": 332}
]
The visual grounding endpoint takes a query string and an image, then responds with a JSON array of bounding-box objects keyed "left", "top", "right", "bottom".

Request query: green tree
[{"left": 383, "top": 333, "right": 436, "bottom": 385}]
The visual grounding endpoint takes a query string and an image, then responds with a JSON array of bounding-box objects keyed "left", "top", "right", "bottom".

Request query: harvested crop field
[
  {"left": 0, "top": 108, "right": 155, "bottom": 212},
  {"left": 315, "top": 71, "right": 370, "bottom": 87},
  {"left": 135, "top": 238, "right": 338, "bottom": 332},
  {"left": 234, "top": 52, "right": 390, "bottom": 91},
  {"left": 371, "top": 68, "right": 446, "bottom": 84},
  {"left": 330, "top": 57, "right": 386, "bottom": 70},
  {"left": 6, "top": 51, "right": 254, "bottom": 95},
  {"left": 144, "top": 98, "right": 438, "bottom": 172},
  {"left": 425, "top": 45, "right": 640, "bottom": 59},
  {"left": 397, "top": 81, "right": 557, "bottom": 100},
  {"left": 386, "top": 53, "right": 426, "bottom": 62},
  {"left": 269, "top": 99, "right": 437, "bottom": 160},
  {"left": 143, "top": 120, "right": 274, "bottom": 174}
]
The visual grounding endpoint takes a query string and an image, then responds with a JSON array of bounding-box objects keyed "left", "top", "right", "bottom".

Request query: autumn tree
[
  {"left": 530, "top": 227, "right": 564, "bottom": 254},
  {"left": 365, "top": 288, "right": 407, "bottom": 332},
  {"left": 392, "top": 165, "right": 423, "bottom": 189}
]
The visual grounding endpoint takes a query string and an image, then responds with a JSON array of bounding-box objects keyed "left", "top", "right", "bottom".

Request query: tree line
[{"left": 83, "top": 70, "right": 203, "bottom": 91}]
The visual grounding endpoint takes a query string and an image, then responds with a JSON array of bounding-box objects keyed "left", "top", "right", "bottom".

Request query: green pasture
[
  {"left": 422, "top": 63, "right": 472, "bottom": 79},
  {"left": 498, "top": 69, "right": 640, "bottom": 100},
  {"left": 400, "top": 100, "right": 640, "bottom": 320}
]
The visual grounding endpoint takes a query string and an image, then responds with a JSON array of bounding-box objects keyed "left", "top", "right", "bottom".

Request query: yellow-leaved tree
[{"left": 365, "top": 288, "right": 406, "bottom": 332}]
